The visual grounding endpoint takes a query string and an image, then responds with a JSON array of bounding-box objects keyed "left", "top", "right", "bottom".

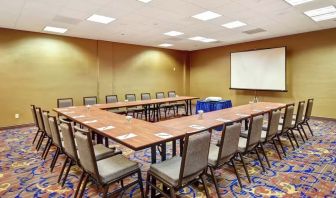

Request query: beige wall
[
  {"left": 0, "top": 28, "right": 188, "bottom": 127},
  {"left": 190, "top": 28, "right": 336, "bottom": 119}
]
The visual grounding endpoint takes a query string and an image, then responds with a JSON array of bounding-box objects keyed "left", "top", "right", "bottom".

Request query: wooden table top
[
  {"left": 91, "top": 96, "right": 199, "bottom": 110},
  {"left": 54, "top": 101, "right": 285, "bottom": 151},
  {"left": 155, "top": 102, "right": 286, "bottom": 132}
]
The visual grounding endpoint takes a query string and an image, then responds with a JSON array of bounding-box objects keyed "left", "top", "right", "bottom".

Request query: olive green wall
[
  {"left": 190, "top": 28, "right": 336, "bottom": 119},
  {"left": 0, "top": 28, "right": 189, "bottom": 127}
]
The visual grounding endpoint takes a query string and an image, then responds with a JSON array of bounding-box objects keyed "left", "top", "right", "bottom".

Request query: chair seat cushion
[
  {"left": 241, "top": 130, "right": 267, "bottom": 140},
  {"left": 94, "top": 144, "right": 121, "bottom": 161},
  {"left": 109, "top": 109, "right": 126, "bottom": 114},
  {"left": 98, "top": 154, "right": 138, "bottom": 184},
  {"left": 150, "top": 156, "right": 181, "bottom": 186},
  {"left": 238, "top": 137, "right": 247, "bottom": 152},
  {"left": 150, "top": 156, "right": 199, "bottom": 187},
  {"left": 127, "top": 106, "right": 144, "bottom": 112}
]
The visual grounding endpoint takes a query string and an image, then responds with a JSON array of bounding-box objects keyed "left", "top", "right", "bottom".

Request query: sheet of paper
[
  {"left": 62, "top": 111, "right": 75, "bottom": 114},
  {"left": 83, "top": 120, "right": 97, "bottom": 124},
  {"left": 117, "top": 133, "right": 137, "bottom": 140},
  {"left": 98, "top": 126, "right": 115, "bottom": 131},
  {"left": 155, "top": 132, "right": 173, "bottom": 139},
  {"left": 235, "top": 113, "right": 249, "bottom": 117},
  {"left": 189, "top": 125, "right": 206, "bottom": 130},
  {"left": 215, "top": 118, "right": 232, "bottom": 122}
]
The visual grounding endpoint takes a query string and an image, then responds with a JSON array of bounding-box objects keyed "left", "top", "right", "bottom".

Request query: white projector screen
[{"left": 230, "top": 47, "right": 286, "bottom": 91}]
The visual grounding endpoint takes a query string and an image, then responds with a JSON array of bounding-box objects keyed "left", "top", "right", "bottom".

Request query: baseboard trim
[
  {"left": 311, "top": 116, "right": 336, "bottom": 122},
  {"left": 0, "top": 123, "right": 35, "bottom": 131}
]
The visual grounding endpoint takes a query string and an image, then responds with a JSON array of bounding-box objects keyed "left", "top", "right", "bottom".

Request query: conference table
[{"left": 54, "top": 98, "right": 285, "bottom": 197}]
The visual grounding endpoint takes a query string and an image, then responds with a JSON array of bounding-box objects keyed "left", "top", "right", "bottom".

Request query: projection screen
[{"left": 230, "top": 47, "right": 286, "bottom": 91}]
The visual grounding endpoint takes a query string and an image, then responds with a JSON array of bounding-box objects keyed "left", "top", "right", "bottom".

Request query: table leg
[
  {"left": 144, "top": 105, "right": 148, "bottom": 121},
  {"left": 179, "top": 138, "right": 184, "bottom": 156},
  {"left": 172, "top": 140, "right": 176, "bottom": 156},
  {"left": 189, "top": 100, "right": 192, "bottom": 115},
  {"left": 185, "top": 100, "right": 189, "bottom": 115},
  {"left": 96, "top": 133, "right": 103, "bottom": 144}
]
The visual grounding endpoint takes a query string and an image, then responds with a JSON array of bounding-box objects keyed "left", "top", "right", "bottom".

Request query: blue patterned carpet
[{"left": 0, "top": 119, "right": 336, "bottom": 197}]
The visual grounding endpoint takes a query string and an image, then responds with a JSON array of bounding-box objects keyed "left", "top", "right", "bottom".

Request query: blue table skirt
[{"left": 196, "top": 100, "right": 232, "bottom": 131}]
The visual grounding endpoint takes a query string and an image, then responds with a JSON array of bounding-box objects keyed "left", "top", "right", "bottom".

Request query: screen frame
[{"left": 229, "top": 46, "right": 288, "bottom": 92}]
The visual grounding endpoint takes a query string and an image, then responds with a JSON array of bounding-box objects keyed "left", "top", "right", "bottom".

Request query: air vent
[
  {"left": 53, "top": 15, "right": 82, "bottom": 25},
  {"left": 243, "top": 28, "right": 266, "bottom": 35}
]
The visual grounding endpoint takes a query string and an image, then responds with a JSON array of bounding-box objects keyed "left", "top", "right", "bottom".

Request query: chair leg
[
  {"left": 300, "top": 125, "right": 309, "bottom": 140},
  {"left": 272, "top": 139, "right": 282, "bottom": 160},
  {"left": 102, "top": 185, "right": 109, "bottom": 198},
  {"left": 145, "top": 172, "right": 150, "bottom": 197},
  {"left": 137, "top": 170, "right": 145, "bottom": 198},
  {"left": 78, "top": 173, "right": 89, "bottom": 198},
  {"left": 259, "top": 144, "right": 271, "bottom": 168},
  {"left": 238, "top": 152, "right": 251, "bottom": 183},
  {"left": 277, "top": 135, "right": 287, "bottom": 156},
  {"left": 285, "top": 132, "right": 296, "bottom": 150},
  {"left": 36, "top": 132, "right": 46, "bottom": 151},
  {"left": 290, "top": 130, "right": 300, "bottom": 148},
  {"left": 306, "top": 121, "right": 314, "bottom": 136},
  {"left": 32, "top": 130, "right": 41, "bottom": 145},
  {"left": 169, "top": 187, "right": 177, "bottom": 198},
  {"left": 43, "top": 139, "right": 52, "bottom": 160},
  {"left": 58, "top": 156, "right": 69, "bottom": 183},
  {"left": 209, "top": 166, "right": 221, "bottom": 197},
  {"left": 61, "top": 159, "right": 72, "bottom": 187},
  {"left": 50, "top": 147, "right": 59, "bottom": 170},
  {"left": 296, "top": 127, "right": 306, "bottom": 143},
  {"left": 200, "top": 174, "right": 210, "bottom": 198},
  {"left": 41, "top": 138, "right": 50, "bottom": 158},
  {"left": 74, "top": 171, "right": 85, "bottom": 198},
  {"left": 231, "top": 159, "right": 243, "bottom": 188},
  {"left": 255, "top": 148, "right": 266, "bottom": 172}
]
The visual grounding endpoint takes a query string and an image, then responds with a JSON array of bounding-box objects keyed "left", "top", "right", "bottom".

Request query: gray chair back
[
  {"left": 294, "top": 101, "right": 305, "bottom": 125},
  {"left": 141, "top": 93, "right": 151, "bottom": 100},
  {"left": 57, "top": 98, "right": 73, "bottom": 108},
  {"left": 156, "top": 92, "right": 165, "bottom": 99},
  {"left": 168, "top": 91, "right": 176, "bottom": 98},
  {"left": 217, "top": 123, "right": 241, "bottom": 166},
  {"left": 265, "top": 110, "right": 281, "bottom": 141},
  {"left": 282, "top": 104, "right": 295, "bottom": 131},
  {"left": 125, "top": 94, "right": 136, "bottom": 101},
  {"left": 35, "top": 107, "right": 45, "bottom": 131},
  {"left": 74, "top": 129, "right": 100, "bottom": 181},
  {"left": 245, "top": 114, "right": 264, "bottom": 152},
  {"left": 304, "top": 98, "right": 314, "bottom": 121},
  {"left": 42, "top": 110, "right": 52, "bottom": 137},
  {"left": 59, "top": 120, "right": 78, "bottom": 161},
  {"left": 48, "top": 116, "right": 63, "bottom": 148},
  {"left": 31, "top": 105, "right": 38, "bottom": 127},
  {"left": 179, "top": 130, "right": 211, "bottom": 186},
  {"left": 106, "top": 95, "right": 118, "bottom": 103},
  {"left": 83, "top": 96, "right": 97, "bottom": 106}
]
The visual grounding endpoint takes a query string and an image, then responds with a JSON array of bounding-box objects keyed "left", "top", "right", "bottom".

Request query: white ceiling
[{"left": 0, "top": 0, "right": 335, "bottom": 51}]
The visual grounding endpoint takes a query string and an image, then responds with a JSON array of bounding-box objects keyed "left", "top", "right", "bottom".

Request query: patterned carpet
[{"left": 0, "top": 119, "right": 336, "bottom": 198}]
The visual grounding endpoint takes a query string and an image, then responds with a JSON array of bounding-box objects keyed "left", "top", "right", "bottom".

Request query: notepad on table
[
  {"left": 83, "top": 120, "right": 97, "bottom": 124},
  {"left": 73, "top": 115, "right": 85, "bottom": 118},
  {"left": 216, "top": 118, "right": 232, "bottom": 122},
  {"left": 117, "top": 133, "right": 137, "bottom": 140},
  {"left": 98, "top": 126, "right": 115, "bottom": 131},
  {"left": 155, "top": 133, "right": 173, "bottom": 139},
  {"left": 189, "top": 125, "right": 206, "bottom": 130}
]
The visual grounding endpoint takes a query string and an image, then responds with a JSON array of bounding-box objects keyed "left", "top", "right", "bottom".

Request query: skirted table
[{"left": 196, "top": 100, "right": 233, "bottom": 130}]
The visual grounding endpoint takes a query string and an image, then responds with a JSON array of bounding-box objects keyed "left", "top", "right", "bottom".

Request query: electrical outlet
[{"left": 15, "top": 114, "right": 20, "bottom": 119}]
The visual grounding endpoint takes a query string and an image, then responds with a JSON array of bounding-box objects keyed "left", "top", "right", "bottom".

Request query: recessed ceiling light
[
  {"left": 138, "top": 0, "right": 152, "bottom": 3},
  {"left": 43, "top": 26, "right": 68, "bottom": 33},
  {"left": 222, "top": 21, "right": 247, "bottom": 29},
  {"left": 192, "top": 11, "right": 221, "bottom": 21},
  {"left": 304, "top": 6, "right": 336, "bottom": 17},
  {"left": 87, "top": 14, "right": 115, "bottom": 24},
  {"left": 189, "top": 36, "right": 216, "bottom": 43},
  {"left": 159, "top": 43, "right": 173, "bottom": 47},
  {"left": 189, "top": 36, "right": 207, "bottom": 41},
  {"left": 311, "top": 11, "right": 336, "bottom": 21},
  {"left": 164, "top": 31, "right": 184, "bottom": 36},
  {"left": 284, "top": 0, "right": 313, "bottom": 6},
  {"left": 201, "top": 38, "right": 217, "bottom": 43}
]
